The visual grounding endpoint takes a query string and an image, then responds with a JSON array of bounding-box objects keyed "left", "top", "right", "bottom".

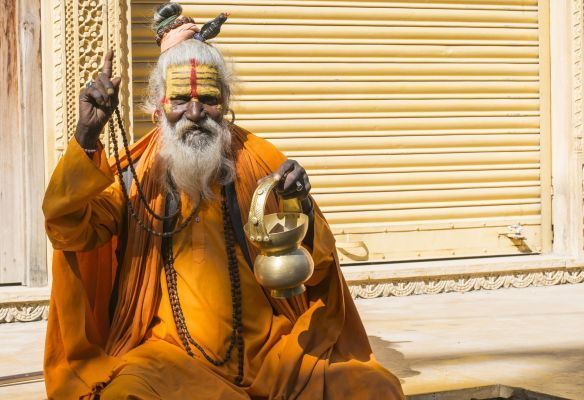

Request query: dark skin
[
  {"left": 75, "top": 50, "right": 312, "bottom": 207},
  {"left": 75, "top": 50, "right": 121, "bottom": 150}
]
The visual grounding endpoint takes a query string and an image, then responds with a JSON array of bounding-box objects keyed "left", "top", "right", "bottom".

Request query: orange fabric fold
[{"left": 42, "top": 125, "right": 404, "bottom": 399}]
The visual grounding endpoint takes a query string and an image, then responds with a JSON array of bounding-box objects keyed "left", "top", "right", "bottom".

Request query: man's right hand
[{"left": 75, "top": 49, "right": 122, "bottom": 150}]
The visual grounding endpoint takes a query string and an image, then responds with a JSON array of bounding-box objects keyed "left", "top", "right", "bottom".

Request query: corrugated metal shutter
[{"left": 130, "top": 0, "right": 551, "bottom": 263}]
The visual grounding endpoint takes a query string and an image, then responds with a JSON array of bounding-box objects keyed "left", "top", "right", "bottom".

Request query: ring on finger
[
  {"left": 86, "top": 80, "right": 95, "bottom": 89},
  {"left": 97, "top": 74, "right": 115, "bottom": 95},
  {"left": 296, "top": 181, "right": 303, "bottom": 192}
]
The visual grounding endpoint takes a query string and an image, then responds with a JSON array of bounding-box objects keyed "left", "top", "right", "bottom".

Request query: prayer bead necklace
[
  {"left": 162, "top": 189, "right": 244, "bottom": 386},
  {"left": 109, "top": 110, "right": 197, "bottom": 237},
  {"left": 111, "top": 108, "right": 181, "bottom": 221}
]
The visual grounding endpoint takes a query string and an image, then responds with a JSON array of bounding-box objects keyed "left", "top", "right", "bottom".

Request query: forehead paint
[{"left": 163, "top": 60, "right": 221, "bottom": 113}]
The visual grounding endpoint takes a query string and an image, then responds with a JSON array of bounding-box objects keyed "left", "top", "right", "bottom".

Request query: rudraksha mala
[
  {"left": 162, "top": 188, "right": 244, "bottom": 385},
  {"left": 109, "top": 110, "right": 198, "bottom": 237}
]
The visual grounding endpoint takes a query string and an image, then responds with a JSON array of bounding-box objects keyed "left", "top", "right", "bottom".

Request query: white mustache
[{"left": 174, "top": 117, "right": 218, "bottom": 140}]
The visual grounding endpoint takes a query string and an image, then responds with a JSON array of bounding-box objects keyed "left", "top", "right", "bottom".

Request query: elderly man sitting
[{"left": 42, "top": 3, "right": 404, "bottom": 399}]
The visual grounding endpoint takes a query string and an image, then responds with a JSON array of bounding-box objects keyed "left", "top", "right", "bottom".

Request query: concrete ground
[
  {"left": 358, "top": 283, "right": 584, "bottom": 399},
  {"left": 0, "top": 283, "right": 582, "bottom": 399},
  {"left": 0, "top": 321, "right": 46, "bottom": 399}
]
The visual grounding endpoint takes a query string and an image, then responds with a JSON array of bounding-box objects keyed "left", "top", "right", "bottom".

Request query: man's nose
[{"left": 184, "top": 100, "right": 206, "bottom": 122}]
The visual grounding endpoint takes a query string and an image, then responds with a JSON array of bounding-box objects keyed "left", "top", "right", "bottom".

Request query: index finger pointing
[{"left": 101, "top": 49, "right": 114, "bottom": 77}]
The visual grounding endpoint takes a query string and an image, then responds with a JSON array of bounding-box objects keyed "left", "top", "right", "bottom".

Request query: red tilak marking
[{"left": 190, "top": 58, "right": 197, "bottom": 99}]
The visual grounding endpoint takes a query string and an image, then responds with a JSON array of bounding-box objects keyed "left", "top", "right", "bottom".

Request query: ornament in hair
[{"left": 194, "top": 13, "right": 230, "bottom": 42}]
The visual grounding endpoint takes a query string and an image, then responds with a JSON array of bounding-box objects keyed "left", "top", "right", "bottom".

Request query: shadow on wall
[{"left": 369, "top": 335, "right": 420, "bottom": 383}]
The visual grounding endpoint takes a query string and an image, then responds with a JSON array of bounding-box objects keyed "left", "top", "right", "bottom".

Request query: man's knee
[
  {"left": 100, "top": 374, "right": 159, "bottom": 400},
  {"left": 325, "top": 362, "right": 404, "bottom": 400}
]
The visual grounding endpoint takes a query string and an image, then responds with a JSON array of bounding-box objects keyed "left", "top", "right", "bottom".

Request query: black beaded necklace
[
  {"left": 109, "top": 109, "right": 244, "bottom": 385},
  {"left": 109, "top": 110, "right": 193, "bottom": 239},
  {"left": 161, "top": 189, "right": 244, "bottom": 385}
]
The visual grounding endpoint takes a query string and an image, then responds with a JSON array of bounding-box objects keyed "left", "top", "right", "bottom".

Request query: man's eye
[
  {"left": 170, "top": 97, "right": 189, "bottom": 105},
  {"left": 199, "top": 96, "right": 219, "bottom": 106}
]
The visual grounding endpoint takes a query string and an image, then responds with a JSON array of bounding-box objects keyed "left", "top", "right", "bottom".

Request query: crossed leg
[{"left": 100, "top": 339, "right": 249, "bottom": 400}]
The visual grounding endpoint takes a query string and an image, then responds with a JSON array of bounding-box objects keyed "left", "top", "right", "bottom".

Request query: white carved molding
[
  {"left": 0, "top": 302, "right": 49, "bottom": 323},
  {"left": 349, "top": 268, "right": 584, "bottom": 299},
  {"left": 1, "top": 269, "right": 582, "bottom": 322}
]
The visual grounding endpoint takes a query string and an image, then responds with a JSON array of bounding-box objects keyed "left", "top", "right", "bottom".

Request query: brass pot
[{"left": 244, "top": 176, "right": 314, "bottom": 298}]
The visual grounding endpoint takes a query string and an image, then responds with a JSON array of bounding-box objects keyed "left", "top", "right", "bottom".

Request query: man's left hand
[{"left": 273, "top": 159, "right": 311, "bottom": 201}]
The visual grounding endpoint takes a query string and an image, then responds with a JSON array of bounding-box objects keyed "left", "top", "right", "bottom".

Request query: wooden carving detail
[
  {"left": 52, "top": 0, "right": 132, "bottom": 162},
  {"left": 0, "top": 302, "right": 49, "bottom": 323}
]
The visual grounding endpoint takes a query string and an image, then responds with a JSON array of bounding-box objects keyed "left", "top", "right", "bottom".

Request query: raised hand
[{"left": 75, "top": 50, "right": 122, "bottom": 150}]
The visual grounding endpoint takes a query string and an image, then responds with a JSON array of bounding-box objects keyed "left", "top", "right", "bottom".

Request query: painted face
[{"left": 161, "top": 60, "right": 223, "bottom": 121}]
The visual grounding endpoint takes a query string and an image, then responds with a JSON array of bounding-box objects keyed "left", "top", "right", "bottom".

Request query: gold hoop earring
[
  {"left": 227, "top": 108, "right": 236, "bottom": 124},
  {"left": 151, "top": 109, "right": 161, "bottom": 124}
]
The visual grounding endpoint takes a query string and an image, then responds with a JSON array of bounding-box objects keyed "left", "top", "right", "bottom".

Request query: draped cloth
[
  {"left": 160, "top": 22, "right": 199, "bottom": 53},
  {"left": 42, "top": 125, "right": 404, "bottom": 399}
]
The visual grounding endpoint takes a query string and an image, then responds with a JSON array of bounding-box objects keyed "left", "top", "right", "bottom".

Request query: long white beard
[{"left": 158, "top": 115, "right": 235, "bottom": 201}]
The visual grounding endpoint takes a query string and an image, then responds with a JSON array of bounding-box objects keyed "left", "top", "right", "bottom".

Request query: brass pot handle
[{"left": 247, "top": 175, "right": 302, "bottom": 242}]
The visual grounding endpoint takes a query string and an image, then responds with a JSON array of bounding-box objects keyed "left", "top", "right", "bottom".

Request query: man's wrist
[{"left": 75, "top": 124, "right": 100, "bottom": 150}]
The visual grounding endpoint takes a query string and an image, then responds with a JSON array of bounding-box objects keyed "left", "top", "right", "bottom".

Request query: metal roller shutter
[{"left": 130, "top": 0, "right": 551, "bottom": 263}]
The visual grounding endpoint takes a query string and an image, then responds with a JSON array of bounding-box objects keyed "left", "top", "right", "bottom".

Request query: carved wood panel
[{"left": 49, "top": 0, "right": 133, "bottom": 164}]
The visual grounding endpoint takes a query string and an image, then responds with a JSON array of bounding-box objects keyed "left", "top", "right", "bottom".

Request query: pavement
[
  {"left": 0, "top": 283, "right": 582, "bottom": 399},
  {"left": 0, "top": 321, "right": 46, "bottom": 399},
  {"left": 358, "top": 283, "right": 584, "bottom": 399}
]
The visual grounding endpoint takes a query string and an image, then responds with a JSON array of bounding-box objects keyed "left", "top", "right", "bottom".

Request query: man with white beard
[{"left": 42, "top": 3, "right": 404, "bottom": 399}]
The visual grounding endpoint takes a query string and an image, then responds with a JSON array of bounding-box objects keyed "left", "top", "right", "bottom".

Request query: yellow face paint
[{"left": 162, "top": 61, "right": 221, "bottom": 113}]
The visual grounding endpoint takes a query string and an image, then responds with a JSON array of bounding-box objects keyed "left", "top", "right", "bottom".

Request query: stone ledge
[
  {"left": 3, "top": 256, "right": 584, "bottom": 321},
  {"left": 0, "top": 286, "right": 50, "bottom": 304},
  {"left": 341, "top": 254, "right": 584, "bottom": 283},
  {"left": 343, "top": 255, "right": 584, "bottom": 298}
]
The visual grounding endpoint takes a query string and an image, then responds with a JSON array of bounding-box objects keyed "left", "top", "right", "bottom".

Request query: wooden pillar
[
  {"left": 18, "top": 0, "right": 47, "bottom": 286},
  {"left": 0, "top": 0, "right": 26, "bottom": 284}
]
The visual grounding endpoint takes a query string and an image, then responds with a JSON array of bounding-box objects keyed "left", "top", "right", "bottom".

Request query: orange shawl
[{"left": 43, "top": 125, "right": 403, "bottom": 399}]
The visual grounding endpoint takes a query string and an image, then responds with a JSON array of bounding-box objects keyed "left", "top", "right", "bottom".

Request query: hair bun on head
[{"left": 153, "top": 2, "right": 183, "bottom": 34}]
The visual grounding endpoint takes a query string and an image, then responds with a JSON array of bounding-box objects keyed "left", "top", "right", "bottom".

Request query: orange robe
[{"left": 42, "top": 125, "right": 404, "bottom": 399}]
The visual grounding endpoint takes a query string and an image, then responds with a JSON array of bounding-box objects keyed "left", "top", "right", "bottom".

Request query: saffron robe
[{"left": 42, "top": 125, "right": 404, "bottom": 399}]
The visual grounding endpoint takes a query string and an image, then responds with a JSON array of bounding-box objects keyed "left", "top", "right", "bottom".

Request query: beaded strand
[
  {"left": 112, "top": 108, "right": 179, "bottom": 221},
  {"left": 162, "top": 188, "right": 244, "bottom": 385},
  {"left": 109, "top": 114, "right": 198, "bottom": 237}
]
